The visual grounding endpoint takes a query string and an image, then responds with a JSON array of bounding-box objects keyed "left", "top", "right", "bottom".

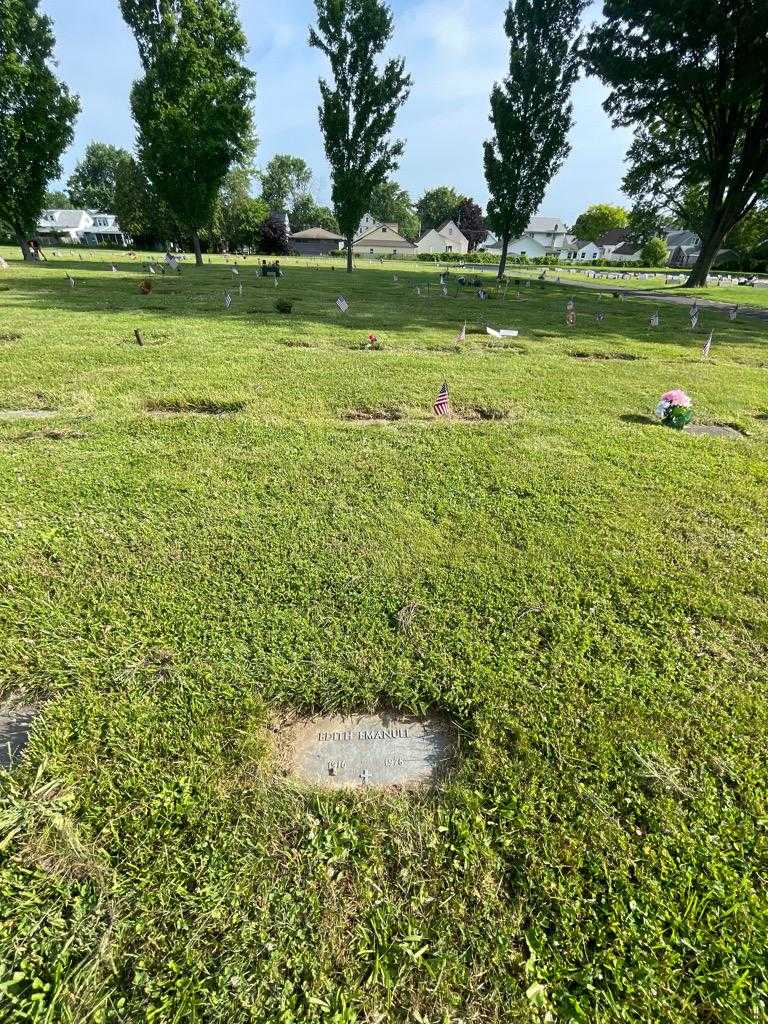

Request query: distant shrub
[{"left": 274, "top": 299, "right": 293, "bottom": 314}]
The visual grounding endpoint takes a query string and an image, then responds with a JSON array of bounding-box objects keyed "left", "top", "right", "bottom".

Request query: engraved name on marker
[{"left": 283, "top": 713, "right": 456, "bottom": 790}]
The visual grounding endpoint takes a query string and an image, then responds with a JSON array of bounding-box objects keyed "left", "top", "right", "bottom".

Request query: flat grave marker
[{"left": 280, "top": 712, "right": 457, "bottom": 790}]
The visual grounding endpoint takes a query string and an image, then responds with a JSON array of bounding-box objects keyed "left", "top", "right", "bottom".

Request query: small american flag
[
  {"left": 649, "top": 310, "right": 660, "bottom": 327},
  {"left": 224, "top": 291, "right": 232, "bottom": 309},
  {"left": 728, "top": 305, "right": 738, "bottom": 321},
  {"left": 566, "top": 310, "right": 576, "bottom": 327},
  {"left": 393, "top": 274, "right": 399, "bottom": 283},
  {"left": 238, "top": 282, "right": 243, "bottom": 296},
  {"left": 701, "top": 330, "right": 713, "bottom": 359},
  {"left": 596, "top": 311, "right": 605, "bottom": 322},
  {"left": 274, "top": 276, "right": 279, "bottom": 288},
  {"left": 434, "top": 382, "right": 450, "bottom": 416},
  {"left": 336, "top": 295, "right": 349, "bottom": 313},
  {"left": 566, "top": 298, "right": 575, "bottom": 312},
  {"left": 148, "top": 265, "right": 156, "bottom": 275},
  {"left": 441, "top": 285, "right": 448, "bottom": 297},
  {"left": 690, "top": 309, "right": 700, "bottom": 329},
  {"left": 232, "top": 266, "right": 239, "bottom": 276},
  {"left": 165, "top": 255, "right": 178, "bottom": 271},
  {"left": 66, "top": 272, "right": 75, "bottom": 288},
  {"left": 111, "top": 264, "right": 118, "bottom": 273},
  {"left": 456, "top": 321, "right": 466, "bottom": 342}
]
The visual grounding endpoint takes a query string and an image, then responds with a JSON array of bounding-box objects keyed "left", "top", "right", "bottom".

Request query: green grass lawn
[{"left": 1, "top": 247, "right": 767, "bottom": 1023}]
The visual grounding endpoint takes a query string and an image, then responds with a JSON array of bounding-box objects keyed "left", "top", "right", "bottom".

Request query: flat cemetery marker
[
  {"left": 280, "top": 712, "right": 457, "bottom": 790},
  {"left": 0, "top": 704, "right": 36, "bottom": 769}
]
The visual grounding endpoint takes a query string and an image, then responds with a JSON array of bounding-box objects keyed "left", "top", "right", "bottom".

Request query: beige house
[
  {"left": 416, "top": 219, "right": 469, "bottom": 255},
  {"left": 352, "top": 222, "right": 416, "bottom": 257}
]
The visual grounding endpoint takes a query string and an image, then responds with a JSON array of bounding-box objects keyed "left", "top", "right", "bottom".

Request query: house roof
[
  {"left": 613, "top": 241, "right": 642, "bottom": 255},
  {"left": 435, "top": 219, "right": 468, "bottom": 238},
  {"left": 596, "top": 228, "right": 632, "bottom": 246},
  {"left": 526, "top": 216, "right": 567, "bottom": 233},
  {"left": 38, "top": 209, "right": 89, "bottom": 229},
  {"left": 665, "top": 229, "right": 700, "bottom": 248},
  {"left": 355, "top": 223, "right": 415, "bottom": 246},
  {"left": 564, "top": 238, "right": 592, "bottom": 251},
  {"left": 290, "top": 227, "right": 345, "bottom": 241}
]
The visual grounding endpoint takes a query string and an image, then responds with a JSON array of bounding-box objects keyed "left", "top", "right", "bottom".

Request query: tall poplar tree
[
  {"left": 585, "top": 0, "right": 768, "bottom": 287},
  {"left": 0, "top": 0, "right": 79, "bottom": 260},
  {"left": 484, "top": 0, "right": 586, "bottom": 278},
  {"left": 309, "top": 0, "right": 411, "bottom": 272},
  {"left": 119, "top": 0, "right": 256, "bottom": 265}
]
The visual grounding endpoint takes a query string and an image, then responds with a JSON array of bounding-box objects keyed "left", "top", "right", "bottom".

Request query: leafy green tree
[
  {"left": 119, "top": 0, "right": 256, "bottom": 265},
  {"left": 639, "top": 236, "right": 668, "bottom": 267},
  {"left": 0, "top": 0, "right": 79, "bottom": 260},
  {"left": 456, "top": 197, "right": 488, "bottom": 250},
  {"left": 290, "top": 194, "right": 339, "bottom": 233},
  {"left": 369, "top": 179, "right": 419, "bottom": 240},
  {"left": 310, "top": 0, "right": 411, "bottom": 272},
  {"left": 206, "top": 167, "right": 268, "bottom": 250},
  {"left": 259, "top": 154, "right": 312, "bottom": 212},
  {"left": 43, "top": 189, "right": 74, "bottom": 209},
  {"left": 67, "top": 141, "right": 131, "bottom": 211},
  {"left": 585, "top": 0, "right": 768, "bottom": 287},
  {"left": 484, "top": 0, "right": 586, "bottom": 278},
  {"left": 627, "top": 203, "right": 675, "bottom": 244},
  {"left": 571, "top": 203, "right": 628, "bottom": 242},
  {"left": 113, "top": 156, "right": 178, "bottom": 246},
  {"left": 415, "top": 186, "right": 464, "bottom": 233}
]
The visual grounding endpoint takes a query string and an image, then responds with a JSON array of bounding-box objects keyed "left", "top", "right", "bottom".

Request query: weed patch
[{"left": 144, "top": 398, "right": 247, "bottom": 415}]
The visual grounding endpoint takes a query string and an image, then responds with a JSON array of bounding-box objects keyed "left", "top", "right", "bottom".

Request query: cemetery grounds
[{"left": 0, "top": 247, "right": 767, "bottom": 1023}]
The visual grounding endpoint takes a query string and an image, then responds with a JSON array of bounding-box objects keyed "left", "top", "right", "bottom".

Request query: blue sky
[{"left": 41, "top": 0, "right": 632, "bottom": 224}]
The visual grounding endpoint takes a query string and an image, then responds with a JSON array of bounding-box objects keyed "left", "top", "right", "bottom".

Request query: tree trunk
[
  {"left": 497, "top": 233, "right": 510, "bottom": 279},
  {"left": 346, "top": 235, "right": 353, "bottom": 272},
  {"left": 192, "top": 231, "right": 203, "bottom": 266},
  {"left": 16, "top": 231, "right": 33, "bottom": 262},
  {"left": 685, "top": 215, "right": 734, "bottom": 286}
]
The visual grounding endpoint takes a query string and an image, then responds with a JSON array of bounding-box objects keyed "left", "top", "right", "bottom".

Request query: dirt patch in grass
[
  {"left": 570, "top": 350, "right": 642, "bottom": 361},
  {"left": 144, "top": 399, "right": 247, "bottom": 416},
  {"left": 0, "top": 332, "right": 22, "bottom": 343},
  {"left": 0, "top": 409, "right": 57, "bottom": 421},
  {"left": 8, "top": 428, "right": 85, "bottom": 443},
  {"left": 485, "top": 342, "right": 527, "bottom": 354},
  {"left": 342, "top": 406, "right": 404, "bottom": 423},
  {"left": 452, "top": 405, "right": 510, "bottom": 422},
  {"left": 280, "top": 338, "right": 315, "bottom": 348},
  {"left": 755, "top": 413, "right": 768, "bottom": 421}
]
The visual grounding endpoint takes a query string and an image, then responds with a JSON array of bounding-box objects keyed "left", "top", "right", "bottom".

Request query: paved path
[{"left": 547, "top": 278, "right": 768, "bottom": 321}]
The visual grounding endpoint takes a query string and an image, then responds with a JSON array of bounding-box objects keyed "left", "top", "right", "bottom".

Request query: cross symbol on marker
[{"left": 359, "top": 770, "right": 370, "bottom": 785}]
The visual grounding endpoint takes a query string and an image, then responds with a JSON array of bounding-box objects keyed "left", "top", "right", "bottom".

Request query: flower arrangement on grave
[
  {"left": 139, "top": 279, "right": 152, "bottom": 295},
  {"left": 365, "top": 333, "right": 383, "bottom": 350},
  {"left": 655, "top": 389, "right": 693, "bottom": 430}
]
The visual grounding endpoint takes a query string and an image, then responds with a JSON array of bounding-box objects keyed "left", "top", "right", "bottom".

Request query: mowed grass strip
[{"left": 0, "top": 248, "right": 767, "bottom": 1023}]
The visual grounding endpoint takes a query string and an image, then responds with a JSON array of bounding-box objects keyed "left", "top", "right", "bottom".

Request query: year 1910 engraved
[{"left": 328, "top": 760, "right": 346, "bottom": 770}]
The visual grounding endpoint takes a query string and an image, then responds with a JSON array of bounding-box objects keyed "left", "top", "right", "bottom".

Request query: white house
[
  {"left": 595, "top": 228, "right": 633, "bottom": 259},
  {"left": 523, "top": 216, "right": 570, "bottom": 253},
  {"left": 36, "top": 209, "right": 130, "bottom": 247},
  {"left": 479, "top": 215, "right": 570, "bottom": 258},
  {"left": 561, "top": 238, "right": 602, "bottom": 261},
  {"left": 351, "top": 222, "right": 416, "bottom": 257},
  {"left": 480, "top": 234, "right": 549, "bottom": 259},
  {"left": 416, "top": 219, "right": 469, "bottom": 255},
  {"left": 354, "top": 213, "right": 397, "bottom": 240}
]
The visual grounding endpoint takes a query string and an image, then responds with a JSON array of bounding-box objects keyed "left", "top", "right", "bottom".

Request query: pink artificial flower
[{"left": 661, "top": 389, "right": 692, "bottom": 407}]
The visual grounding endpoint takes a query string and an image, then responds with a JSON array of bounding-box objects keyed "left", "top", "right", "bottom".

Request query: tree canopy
[
  {"left": 639, "top": 236, "right": 668, "bottom": 267},
  {"left": 67, "top": 141, "right": 132, "bottom": 212},
  {"left": 259, "top": 154, "right": 312, "bottom": 212},
  {"left": 570, "top": 203, "right": 628, "bottom": 242},
  {"left": 112, "top": 156, "right": 179, "bottom": 247},
  {"left": 0, "top": 0, "right": 79, "bottom": 259},
  {"left": 484, "top": 0, "right": 586, "bottom": 277},
  {"left": 456, "top": 197, "right": 488, "bottom": 250},
  {"left": 310, "top": 0, "right": 411, "bottom": 271},
  {"left": 369, "top": 179, "right": 419, "bottom": 240},
  {"left": 585, "top": 0, "right": 768, "bottom": 286},
  {"left": 415, "top": 186, "right": 464, "bottom": 233},
  {"left": 205, "top": 165, "right": 268, "bottom": 251},
  {"left": 120, "top": 0, "right": 256, "bottom": 263},
  {"left": 290, "top": 194, "right": 339, "bottom": 234}
]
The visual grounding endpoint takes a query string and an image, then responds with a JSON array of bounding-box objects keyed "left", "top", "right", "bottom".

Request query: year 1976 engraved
[{"left": 384, "top": 757, "right": 404, "bottom": 768}]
